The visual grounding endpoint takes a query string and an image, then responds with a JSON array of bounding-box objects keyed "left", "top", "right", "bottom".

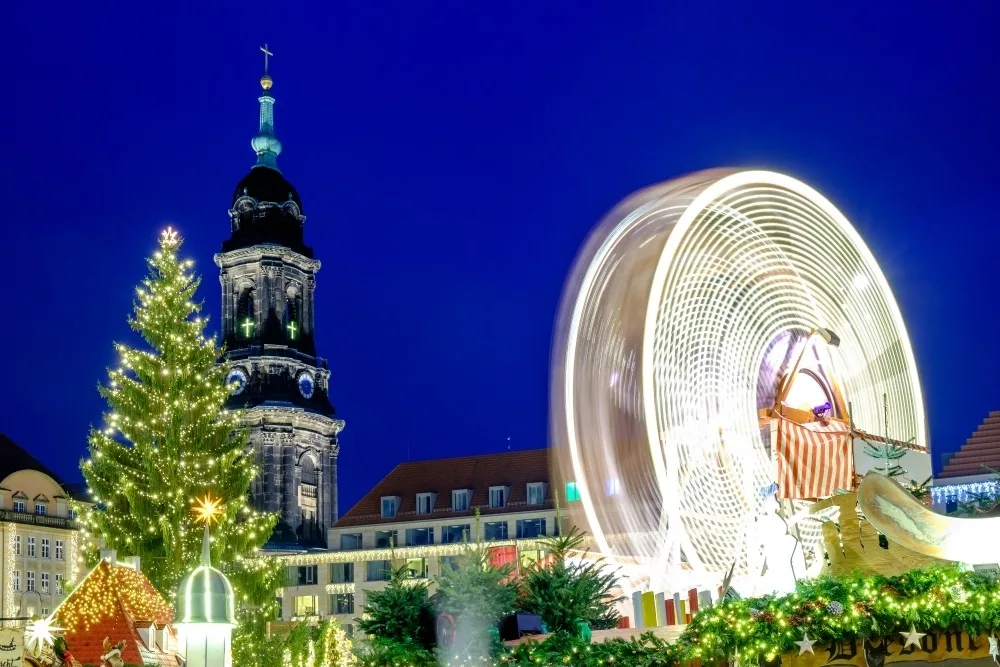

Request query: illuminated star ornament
[
  {"left": 160, "top": 226, "right": 180, "bottom": 249},
  {"left": 26, "top": 617, "right": 62, "bottom": 656},
  {"left": 900, "top": 626, "right": 926, "bottom": 648},
  {"left": 192, "top": 493, "right": 224, "bottom": 525},
  {"left": 795, "top": 633, "right": 816, "bottom": 655}
]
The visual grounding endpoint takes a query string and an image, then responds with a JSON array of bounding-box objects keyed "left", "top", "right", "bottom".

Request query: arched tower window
[
  {"left": 301, "top": 456, "right": 317, "bottom": 486},
  {"left": 237, "top": 287, "right": 256, "bottom": 339},
  {"left": 285, "top": 286, "right": 302, "bottom": 341}
]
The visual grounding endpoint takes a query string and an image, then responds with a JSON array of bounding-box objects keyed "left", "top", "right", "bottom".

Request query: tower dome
[{"left": 175, "top": 562, "right": 237, "bottom": 625}]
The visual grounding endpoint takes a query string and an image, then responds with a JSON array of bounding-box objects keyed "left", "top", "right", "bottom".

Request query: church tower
[{"left": 215, "top": 49, "right": 343, "bottom": 547}]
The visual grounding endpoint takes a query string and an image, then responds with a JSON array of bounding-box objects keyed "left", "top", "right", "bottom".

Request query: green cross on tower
[
  {"left": 241, "top": 318, "right": 255, "bottom": 338},
  {"left": 287, "top": 321, "right": 298, "bottom": 340}
]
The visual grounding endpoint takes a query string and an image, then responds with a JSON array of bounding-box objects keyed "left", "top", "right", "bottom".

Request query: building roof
[
  {"left": 335, "top": 449, "right": 553, "bottom": 528},
  {"left": 54, "top": 560, "right": 178, "bottom": 666},
  {"left": 938, "top": 411, "right": 1000, "bottom": 479}
]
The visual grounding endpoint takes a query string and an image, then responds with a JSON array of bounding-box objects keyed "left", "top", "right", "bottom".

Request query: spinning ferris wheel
[{"left": 550, "top": 169, "right": 926, "bottom": 595}]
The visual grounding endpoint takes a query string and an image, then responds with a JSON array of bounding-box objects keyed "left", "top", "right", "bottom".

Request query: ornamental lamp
[{"left": 175, "top": 494, "right": 236, "bottom": 667}]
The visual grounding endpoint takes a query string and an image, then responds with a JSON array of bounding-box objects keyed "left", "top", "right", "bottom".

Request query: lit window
[
  {"left": 41, "top": 539, "right": 49, "bottom": 559},
  {"left": 13, "top": 501, "right": 25, "bottom": 513},
  {"left": 403, "top": 558, "right": 427, "bottom": 579},
  {"left": 294, "top": 595, "right": 317, "bottom": 617},
  {"left": 35, "top": 504, "right": 46, "bottom": 516},
  {"left": 452, "top": 489, "right": 471, "bottom": 512},
  {"left": 380, "top": 497, "right": 398, "bottom": 519},
  {"left": 565, "top": 482, "right": 581, "bottom": 502},
  {"left": 489, "top": 486, "right": 507, "bottom": 509},
  {"left": 416, "top": 493, "right": 435, "bottom": 515},
  {"left": 527, "top": 483, "right": 546, "bottom": 505}
]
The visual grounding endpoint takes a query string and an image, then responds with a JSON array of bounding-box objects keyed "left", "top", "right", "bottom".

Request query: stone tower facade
[{"left": 214, "top": 61, "right": 343, "bottom": 547}]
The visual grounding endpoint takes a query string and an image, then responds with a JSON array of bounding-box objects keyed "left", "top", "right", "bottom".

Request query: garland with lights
[{"left": 79, "top": 228, "right": 281, "bottom": 664}]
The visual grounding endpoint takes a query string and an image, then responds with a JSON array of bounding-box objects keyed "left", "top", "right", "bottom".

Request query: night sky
[{"left": 4, "top": 2, "right": 999, "bottom": 511}]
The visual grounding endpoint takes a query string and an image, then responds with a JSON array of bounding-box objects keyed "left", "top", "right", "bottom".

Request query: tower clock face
[
  {"left": 227, "top": 368, "right": 249, "bottom": 395},
  {"left": 298, "top": 372, "right": 315, "bottom": 399}
]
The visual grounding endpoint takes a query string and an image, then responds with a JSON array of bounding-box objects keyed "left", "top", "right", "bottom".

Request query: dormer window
[
  {"left": 489, "top": 486, "right": 509, "bottom": 509},
  {"left": 452, "top": 489, "right": 471, "bottom": 512},
  {"left": 526, "top": 482, "right": 547, "bottom": 506},
  {"left": 381, "top": 496, "right": 399, "bottom": 519},
  {"left": 416, "top": 493, "right": 436, "bottom": 515}
]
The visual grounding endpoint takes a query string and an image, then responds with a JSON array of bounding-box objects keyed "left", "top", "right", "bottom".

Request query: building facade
[
  {"left": 0, "top": 435, "right": 86, "bottom": 623},
  {"left": 275, "top": 449, "right": 566, "bottom": 632},
  {"left": 932, "top": 411, "right": 1000, "bottom": 513},
  {"left": 216, "top": 64, "right": 343, "bottom": 547}
]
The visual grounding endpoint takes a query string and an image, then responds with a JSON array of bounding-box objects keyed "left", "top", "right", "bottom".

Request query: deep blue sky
[{"left": 3, "top": 2, "right": 999, "bottom": 510}]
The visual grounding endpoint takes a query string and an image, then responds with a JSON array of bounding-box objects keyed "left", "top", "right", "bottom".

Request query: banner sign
[
  {"left": 0, "top": 628, "right": 24, "bottom": 667},
  {"left": 782, "top": 632, "right": 991, "bottom": 667}
]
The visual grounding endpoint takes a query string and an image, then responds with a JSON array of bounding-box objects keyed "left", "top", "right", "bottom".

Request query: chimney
[{"left": 100, "top": 549, "right": 116, "bottom": 564}]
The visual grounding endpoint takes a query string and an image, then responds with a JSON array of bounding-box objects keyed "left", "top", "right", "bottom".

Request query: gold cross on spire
[{"left": 260, "top": 44, "right": 273, "bottom": 74}]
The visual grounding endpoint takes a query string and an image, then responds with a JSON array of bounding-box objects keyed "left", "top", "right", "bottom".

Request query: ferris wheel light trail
[{"left": 550, "top": 169, "right": 926, "bottom": 595}]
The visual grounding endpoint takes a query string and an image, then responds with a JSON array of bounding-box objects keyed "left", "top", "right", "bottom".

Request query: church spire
[{"left": 251, "top": 44, "right": 282, "bottom": 170}]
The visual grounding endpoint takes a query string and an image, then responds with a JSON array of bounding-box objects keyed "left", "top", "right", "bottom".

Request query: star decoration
[
  {"left": 900, "top": 626, "right": 926, "bottom": 648},
  {"left": 989, "top": 635, "right": 998, "bottom": 663},
  {"left": 26, "top": 617, "right": 62, "bottom": 656},
  {"left": 795, "top": 633, "right": 816, "bottom": 655},
  {"left": 192, "top": 493, "right": 224, "bottom": 525},
  {"left": 160, "top": 226, "right": 180, "bottom": 249}
]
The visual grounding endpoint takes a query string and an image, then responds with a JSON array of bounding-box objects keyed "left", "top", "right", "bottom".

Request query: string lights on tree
[{"left": 79, "top": 228, "right": 282, "bottom": 665}]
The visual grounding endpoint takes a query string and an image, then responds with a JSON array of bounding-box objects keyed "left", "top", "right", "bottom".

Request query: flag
[{"left": 775, "top": 417, "right": 853, "bottom": 499}]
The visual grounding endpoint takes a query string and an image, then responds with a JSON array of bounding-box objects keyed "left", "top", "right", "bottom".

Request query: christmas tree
[{"left": 80, "top": 228, "right": 280, "bottom": 661}]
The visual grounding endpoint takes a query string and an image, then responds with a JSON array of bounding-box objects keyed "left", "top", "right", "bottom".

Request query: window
[
  {"left": 441, "top": 525, "right": 471, "bottom": 544},
  {"left": 381, "top": 496, "right": 398, "bottom": 519},
  {"left": 55, "top": 574, "right": 64, "bottom": 594},
  {"left": 527, "top": 483, "right": 546, "bottom": 505},
  {"left": 332, "top": 593, "right": 354, "bottom": 615},
  {"left": 416, "top": 493, "right": 435, "bottom": 515},
  {"left": 294, "top": 595, "right": 317, "bottom": 617},
  {"left": 237, "top": 287, "right": 256, "bottom": 339},
  {"left": 374, "top": 530, "right": 397, "bottom": 548},
  {"left": 27, "top": 571, "right": 35, "bottom": 592},
  {"left": 285, "top": 291, "right": 302, "bottom": 341},
  {"left": 13, "top": 501, "right": 25, "bottom": 513},
  {"left": 339, "top": 533, "right": 362, "bottom": 551},
  {"left": 41, "top": 608, "right": 48, "bottom": 617},
  {"left": 520, "top": 549, "right": 546, "bottom": 570},
  {"left": 489, "top": 486, "right": 508, "bottom": 509},
  {"left": 12, "top": 571, "right": 19, "bottom": 592},
  {"left": 67, "top": 508, "right": 77, "bottom": 521},
  {"left": 35, "top": 504, "right": 46, "bottom": 516},
  {"left": 605, "top": 477, "right": 621, "bottom": 497},
  {"left": 440, "top": 556, "right": 460, "bottom": 572},
  {"left": 41, "top": 572, "right": 49, "bottom": 593},
  {"left": 452, "top": 489, "right": 471, "bottom": 512},
  {"left": 516, "top": 518, "right": 547, "bottom": 539},
  {"left": 28, "top": 537, "right": 35, "bottom": 558},
  {"left": 330, "top": 563, "right": 354, "bottom": 584},
  {"left": 55, "top": 540, "right": 63, "bottom": 560},
  {"left": 41, "top": 539, "right": 49, "bottom": 559},
  {"left": 565, "top": 481, "right": 581, "bottom": 502},
  {"left": 297, "top": 565, "right": 318, "bottom": 586},
  {"left": 14, "top": 535, "right": 20, "bottom": 556},
  {"left": 403, "top": 558, "right": 428, "bottom": 579},
  {"left": 405, "top": 527, "right": 433, "bottom": 546},
  {"left": 366, "top": 560, "right": 391, "bottom": 582},
  {"left": 484, "top": 521, "right": 508, "bottom": 541}
]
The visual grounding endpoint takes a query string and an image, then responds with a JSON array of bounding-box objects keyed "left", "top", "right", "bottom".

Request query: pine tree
[
  {"left": 80, "top": 228, "right": 280, "bottom": 659},
  {"left": 862, "top": 437, "right": 907, "bottom": 477}
]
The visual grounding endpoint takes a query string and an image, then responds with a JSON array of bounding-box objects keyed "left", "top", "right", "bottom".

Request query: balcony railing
[{"left": 0, "top": 510, "right": 78, "bottom": 530}]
